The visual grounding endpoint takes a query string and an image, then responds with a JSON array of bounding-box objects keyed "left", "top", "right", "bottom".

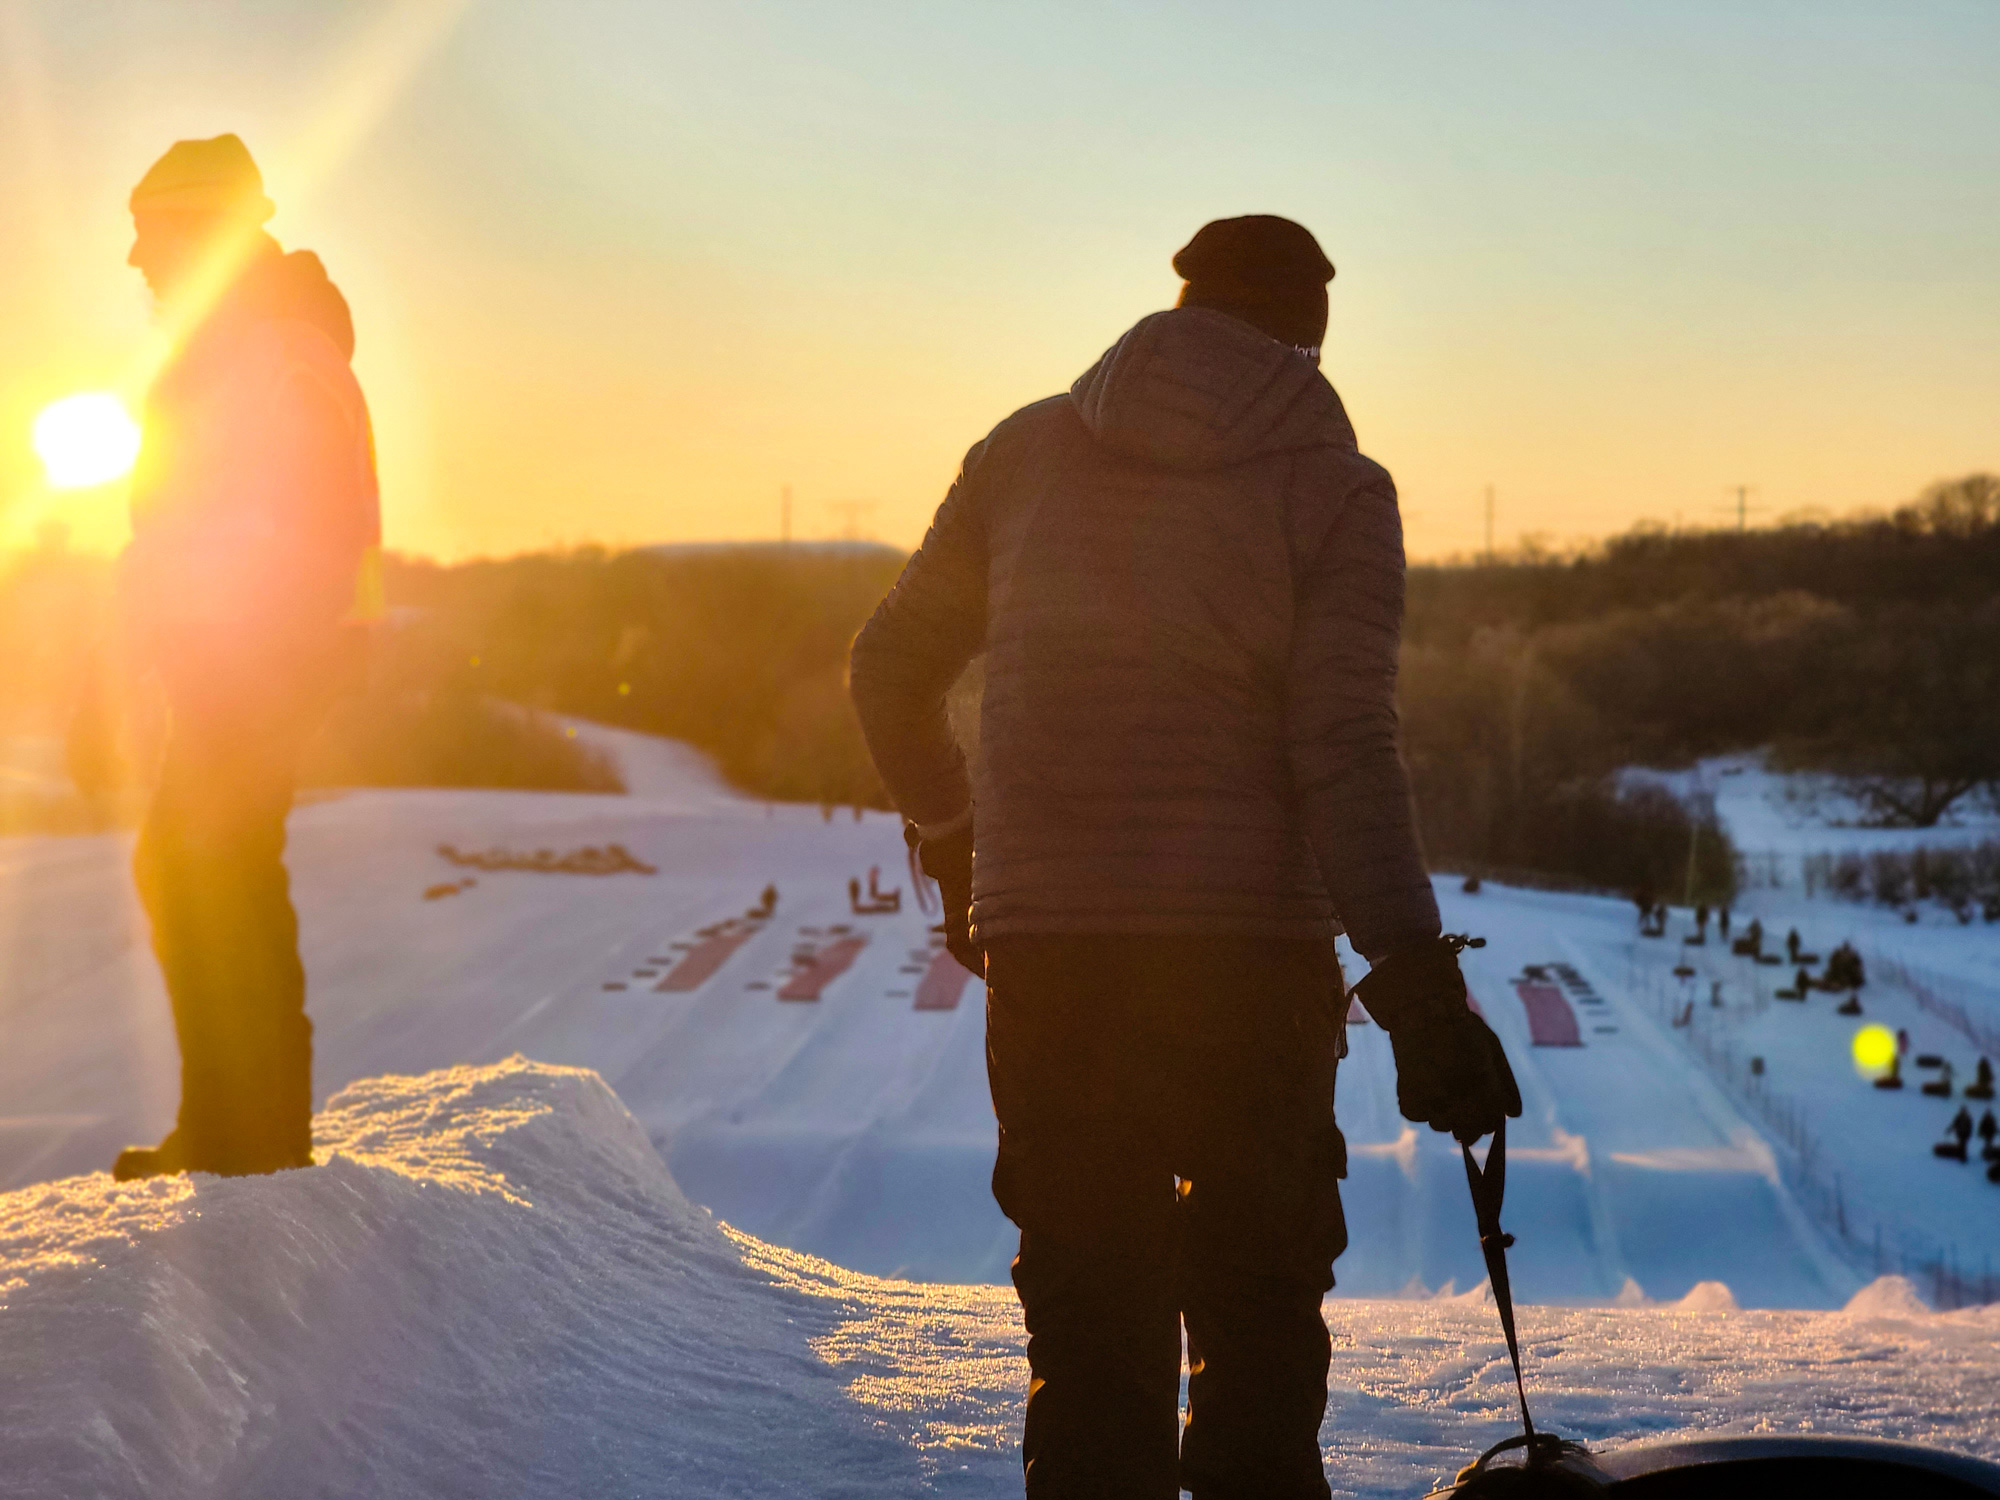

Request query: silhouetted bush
[{"left": 301, "top": 688, "right": 623, "bottom": 793}]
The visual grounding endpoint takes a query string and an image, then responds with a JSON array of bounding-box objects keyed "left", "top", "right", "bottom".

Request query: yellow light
[
  {"left": 1852, "top": 1023, "right": 1897, "bottom": 1079},
  {"left": 32, "top": 394, "right": 141, "bottom": 489}
]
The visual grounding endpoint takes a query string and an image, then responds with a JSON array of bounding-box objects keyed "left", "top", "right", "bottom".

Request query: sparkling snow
[{"left": 2, "top": 1059, "right": 1995, "bottom": 1499}]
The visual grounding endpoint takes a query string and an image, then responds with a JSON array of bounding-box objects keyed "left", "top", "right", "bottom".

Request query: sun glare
[
  {"left": 1852, "top": 1023, "right": 1897, "bottom": 1079},
  {"left": 32, "top": 393, "right": 141, "bottom": 489}
]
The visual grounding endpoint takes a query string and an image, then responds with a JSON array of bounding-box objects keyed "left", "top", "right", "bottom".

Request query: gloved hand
[
  {"left": 909, "top": 819, "right": 981, "bottom": 978},
  {"left": 1355, "top": 937, "right": 1521, "bottom": 1144}
]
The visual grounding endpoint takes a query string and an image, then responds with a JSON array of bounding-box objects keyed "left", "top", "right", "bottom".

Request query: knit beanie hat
[
  {"left": 130, "top": 134, "right": 275, "bottom": 223},
  {"left": 1173, "top": 215, "right": 1334, "bottom": 350}
]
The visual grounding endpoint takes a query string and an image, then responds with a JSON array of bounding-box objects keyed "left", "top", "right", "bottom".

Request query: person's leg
[
  {"left": 129, "top": 693, "right": 315, "bottom": 1176},
  {"left": 1173, "top": 939, "right": 1347, "bottom": 1500},
  {"left": 986, "top": 934, "right": 1182, "bottom": 1500}
]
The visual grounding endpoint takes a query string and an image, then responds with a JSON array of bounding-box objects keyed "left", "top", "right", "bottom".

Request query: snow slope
[
  {"left": 3, "top": 1059, "right": 1996, "bottom": 1500},
  {"left": 0, "top": 727, "right": 1992, "bottom": 1306}
]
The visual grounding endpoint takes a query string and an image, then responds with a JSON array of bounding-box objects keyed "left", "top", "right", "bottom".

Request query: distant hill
[{"left": 644, "top": 539, "right": 904, "bottom": 561}]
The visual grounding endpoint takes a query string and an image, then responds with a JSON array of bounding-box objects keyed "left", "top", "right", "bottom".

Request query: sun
[{"left": 32, "top": 393, "right": 142, "bottom": 489}]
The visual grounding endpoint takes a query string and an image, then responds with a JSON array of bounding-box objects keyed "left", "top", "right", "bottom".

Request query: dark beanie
[
  {"left": 130, "top": 133, "right": 275, "bottom": 222},
  {"left": 1173, "top": 215, "right": 1334, "bottom": 349}
]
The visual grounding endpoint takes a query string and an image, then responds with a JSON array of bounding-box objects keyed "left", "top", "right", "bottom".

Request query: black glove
[
  {"left": 909, "top": 820, "right": 981, "bottom": 978},
  {"left": 1355, "top": 937, "right": 1521, "bottom": 1145}
]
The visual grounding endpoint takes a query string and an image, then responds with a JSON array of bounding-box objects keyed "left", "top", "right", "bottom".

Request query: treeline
[
  {"left": 1802, "top": 841, "right": 2000, "bottom": 923},
  {"left": 1401, "top": 475, "right": 2000, "bottom": 896},
  {"left": 6, "top": 476, "right": 1992, "bottom": 903},
  {"left": 378, "top": 543, "right": 902, "bottom": 807},
  {"left": 0, "top": 543, "right": 623, "bottom": 814}
]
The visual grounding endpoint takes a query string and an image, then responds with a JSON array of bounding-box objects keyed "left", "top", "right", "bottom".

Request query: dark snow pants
[
  {"left": 984, "top": 935, "right": 1348, "bottom": 1500},
  {"left": 133, "top": 687, "right": 320, "bottom": 1176}
]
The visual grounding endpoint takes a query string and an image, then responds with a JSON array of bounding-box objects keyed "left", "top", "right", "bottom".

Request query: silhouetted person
[
  {"left": 1786, "top": 927, "right": 1801, "bottom": 962},
  {"left": 850, "top": 216, "right": 1519, "bottom": 1499},
  {"left": 1936, "top": 1106, "right": 1974, "bottom": 1161},
  {"left": 110, "top": 136, "right": 380, "bottom": 1180},
  {"left": 1969, "top": 1057, "right": 1996, "bottom": 1101},
  {"left": 1825, "top": 941, "right": 1866, "bottom": 991}
]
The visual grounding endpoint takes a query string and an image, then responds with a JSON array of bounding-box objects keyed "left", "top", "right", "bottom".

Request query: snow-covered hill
[
  {"left": 3, "top": 1058, "right": 1996, "bottom": 1500},
  {"left": 0, "top": 729, "right": 1993, "bottom": 1308}
]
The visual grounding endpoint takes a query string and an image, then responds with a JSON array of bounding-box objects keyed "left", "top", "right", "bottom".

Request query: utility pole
[
  {"left": 1484, "top": 483, "right": 1495, "bottom": 564},
  {"left": 780, "top": 485, "right": 792, "bottom": 545},
  {"left": 1720, "top": 483, "right": 1760, "bottom": 533}
]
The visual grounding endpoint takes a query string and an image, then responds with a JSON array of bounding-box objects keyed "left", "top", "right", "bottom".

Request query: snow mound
[
  {"left": 5, "top": 1060, "right": 1998, "bottom": 1500},
  {"left": 0, "top": 1058, "right": 950, "bottom": 1500},
  {"left": 1671, "top": 1280, "right": 1740, "bottom": 1312},
  {"left": 1841, "top": 1275, "right": 1934, "bottom": 1321}
]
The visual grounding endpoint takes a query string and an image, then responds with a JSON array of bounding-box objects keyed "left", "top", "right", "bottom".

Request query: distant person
[
  {"left": 1969, "top": 1058, "right": 1995, "bottom": 1102},
  {"left": 110, "top": 135, "right": 381, "bottom": 1179},
  {"left": 1719, "top": 906, "right": 1731, "bottom": 941},
  {"left": 850, "top": 216, "right": 1519, "bottom": 1498}
]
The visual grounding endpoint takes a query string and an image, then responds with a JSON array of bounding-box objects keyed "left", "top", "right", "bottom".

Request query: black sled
[{"left": 1429, "top": 1433, "right": 2000, "bottom": 1497}]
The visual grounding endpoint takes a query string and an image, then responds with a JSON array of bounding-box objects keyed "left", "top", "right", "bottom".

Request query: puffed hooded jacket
[
  {"left": 848, "top": 306, "right": 1440, "bottom": 961},
  {"left": 124, "top": 241, "right": 382, "bottom": 693}
]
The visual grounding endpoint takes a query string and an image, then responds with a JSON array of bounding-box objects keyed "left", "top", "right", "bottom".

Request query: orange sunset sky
[{"left": 2, "top": 1, "right": 1996, "bottom": 563}]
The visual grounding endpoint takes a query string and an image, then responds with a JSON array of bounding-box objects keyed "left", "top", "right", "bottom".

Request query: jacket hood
[
  {"left": 200, "top": 240, "right": 356, "bottom": 362},
  {"left": 1069, "top": 307, "right": 1355, "bottom": 471},
  {"left": 250, "top": 248, "right": 356, "bottom": 361}
]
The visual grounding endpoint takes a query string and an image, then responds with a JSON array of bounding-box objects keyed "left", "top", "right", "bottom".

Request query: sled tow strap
[{"left": 1462, "top": 1118, "right": 1537, "bottom": 1450}]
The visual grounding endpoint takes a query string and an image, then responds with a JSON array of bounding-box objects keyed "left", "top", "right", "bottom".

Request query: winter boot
[{"left": 112, "top": 1130, "right": 188, "bottom": 1181}]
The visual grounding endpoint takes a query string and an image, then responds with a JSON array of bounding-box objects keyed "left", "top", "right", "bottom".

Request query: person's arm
[
  {"left": 262, "top": 355, "right": 377, "bottom": 635},
  {"left": 1287, "top": 461, "right": 1440, "bottom": 961},
  {"left": 848, "top": 438, "right": 992, "bottom": 830}
]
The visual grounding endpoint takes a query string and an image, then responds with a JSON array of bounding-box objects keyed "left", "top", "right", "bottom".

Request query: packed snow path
[
  {"left": 2, "top": 1059, "right": 1996, "bottom": 1500},
  {"left": 0, "top": 727, "right": 1990, "bottom": 1303}
]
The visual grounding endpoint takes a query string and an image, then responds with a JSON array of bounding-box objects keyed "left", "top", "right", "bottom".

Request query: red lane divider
[
  {"left": 915, "top": 951, "right": 974, "bottom": 1011},
  {"left": 1515, "top": 980, "right": 1583, "bottom": 1047},
  {"left": 779, "top": 935, "right": 869, "bottom": 1002},
  {"left": 656, "top": 924, "right": 759, "bottom": 992}
]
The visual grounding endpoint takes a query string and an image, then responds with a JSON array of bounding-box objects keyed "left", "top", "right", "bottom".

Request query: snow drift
[
  {"left": 0, "top": 1059, "right": 963, "bottom": 1499},
  {"left": 3, "top": 1059, "right": 1997, "bottom": 1500}
]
